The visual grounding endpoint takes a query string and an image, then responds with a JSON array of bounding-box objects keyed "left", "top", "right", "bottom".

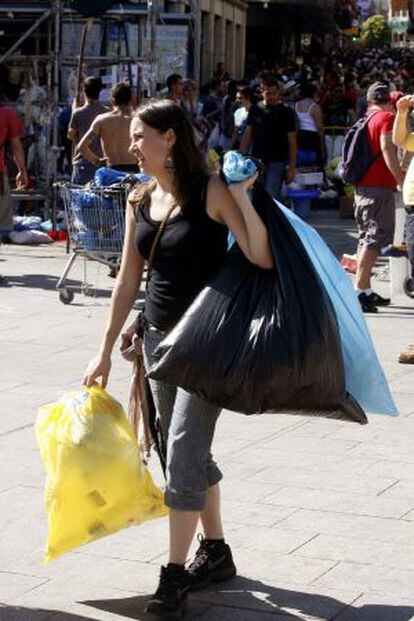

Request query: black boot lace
[{"left": 188, "top": 534, "right": 211, "bottom": 572}]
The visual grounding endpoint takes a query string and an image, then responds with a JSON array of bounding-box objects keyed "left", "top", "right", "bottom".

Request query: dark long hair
[{"left": 130, "top": 99, "right": 207, "bottom": 213}]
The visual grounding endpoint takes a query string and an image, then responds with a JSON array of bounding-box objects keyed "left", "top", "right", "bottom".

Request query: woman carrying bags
[{"left": 83, "top": 99, "right": 273, "bottom": 619}]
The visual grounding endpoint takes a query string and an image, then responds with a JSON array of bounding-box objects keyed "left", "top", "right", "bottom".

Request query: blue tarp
[{"left": 277, "top": 201, "right": 398, "bottom": 417}]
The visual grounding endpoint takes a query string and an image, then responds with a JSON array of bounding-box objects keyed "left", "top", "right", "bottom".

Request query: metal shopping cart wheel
[{"left": 59, "top": 288, "right": 75, "bottom": 305}]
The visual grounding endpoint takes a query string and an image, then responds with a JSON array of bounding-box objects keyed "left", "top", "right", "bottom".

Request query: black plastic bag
[{"left": 148, "top": 183, "right": 367, "bottom": 424}]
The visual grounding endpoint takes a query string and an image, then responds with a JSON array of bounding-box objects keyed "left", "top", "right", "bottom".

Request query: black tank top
[{"left": 135, "top": 175, "right": 228, "bottom": 332}]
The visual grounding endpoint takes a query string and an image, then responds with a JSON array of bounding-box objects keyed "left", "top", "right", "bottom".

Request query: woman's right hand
[
  {"left": 83, "top": 352, "right": 112, "bottom": 389},
  {"left": 397, "top": 95, "right": 413, "bottom": 114}
]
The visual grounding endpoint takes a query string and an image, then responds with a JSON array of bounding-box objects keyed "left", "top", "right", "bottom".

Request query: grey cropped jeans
[{"left": 143, "top": 328, "right": 222, "bottom": 512}]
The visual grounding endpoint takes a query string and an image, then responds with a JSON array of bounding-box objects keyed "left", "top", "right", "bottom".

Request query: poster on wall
[
  {"left": 155, "top": 25, "right": 188, "bottom": 84},
  {"left": 143, "top": 25, "right": 189, "bottom": 87}
]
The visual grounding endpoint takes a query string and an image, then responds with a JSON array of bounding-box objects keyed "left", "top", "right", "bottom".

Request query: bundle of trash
[
  {"left": 148, "top": 151, "right": 397, "bottom": 422},
  {"left": 9, "top": 212, "right": 67, "bottom": 245},
  {"left": 36, "top": 384, "right": 167, "bottom": 563}
]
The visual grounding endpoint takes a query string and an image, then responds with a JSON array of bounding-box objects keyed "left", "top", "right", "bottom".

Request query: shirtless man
[{"left": 77, "top": 82, "right": 138, "bottom": 172}]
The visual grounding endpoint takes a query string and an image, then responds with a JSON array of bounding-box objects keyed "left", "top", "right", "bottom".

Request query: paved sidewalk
[{"left": 1, "top": 210, "right": 414, "bottom": 621}]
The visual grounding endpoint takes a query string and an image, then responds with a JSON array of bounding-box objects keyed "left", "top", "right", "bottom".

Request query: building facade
[
  {"left": 198, "top": 0, "right": 248, "bottom": 82},
  {"left": 246, "top": 0, "right": 338, "bottom": 65}
]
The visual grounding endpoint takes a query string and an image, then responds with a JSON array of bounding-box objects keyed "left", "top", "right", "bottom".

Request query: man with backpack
[{"left": 343, "top": 82, "right": 403, "bottom": 313}]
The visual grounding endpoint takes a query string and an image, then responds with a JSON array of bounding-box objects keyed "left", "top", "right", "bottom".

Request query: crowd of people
[
  {"left": 1, "top": 44, "right": 414, "bottom": 330},
  {"left": 80, "top": 49, "right": 414, "bottom": 619},
  {"left": 1, "top": 40, "right": 414, "bottom": 621},
  {"left": 57, "top": 47, "right": 411, "bottom": 321}
]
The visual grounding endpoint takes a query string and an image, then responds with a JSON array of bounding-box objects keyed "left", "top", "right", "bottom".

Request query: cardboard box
[{"left": 295, "top": 172, "right": 324, "bottom": 186}]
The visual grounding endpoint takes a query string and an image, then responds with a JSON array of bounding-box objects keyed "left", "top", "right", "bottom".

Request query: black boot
[
  {"left": 145, "top": 564, "right": 189, "bottom": 620},
  {"left": 187, "top": 534, "right": 237, "bottom": 591}
]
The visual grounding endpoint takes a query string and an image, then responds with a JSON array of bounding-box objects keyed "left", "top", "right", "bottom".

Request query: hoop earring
[{"left": 165, "top": 154, "right": 175, "bottom": 173}]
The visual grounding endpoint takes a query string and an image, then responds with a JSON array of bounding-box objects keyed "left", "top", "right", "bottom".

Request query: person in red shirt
[
  {"left": 0, "top": 102, "right": 28, "bottom": 285},
  {"left": 354, "top": 82, "right": 403, "bottom": 313}
]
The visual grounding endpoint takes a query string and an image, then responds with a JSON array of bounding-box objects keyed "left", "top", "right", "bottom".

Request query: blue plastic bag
[
  {"left": 276, "top": 200, "right": 397, "bottom": 417},
  {"left": 94, "top": 167, "right": 150, "bottom": 187},
  {"left": 222, "top": 151, "right": 258, "bottom": 184}
]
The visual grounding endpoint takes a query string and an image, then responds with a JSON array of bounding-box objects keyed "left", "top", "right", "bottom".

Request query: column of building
[{"left": 199, "top": 0, "right": 247, "bottom": 83}]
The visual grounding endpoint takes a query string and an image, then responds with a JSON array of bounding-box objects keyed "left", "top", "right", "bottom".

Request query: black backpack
[{"left": 341, "top": 111, "right": 382, "bottom": 185}]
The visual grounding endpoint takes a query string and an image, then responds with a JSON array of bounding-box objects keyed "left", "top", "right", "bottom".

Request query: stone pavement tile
[
  {"left": 230, "top": 446, "right": 349, "bottom": 475},
  {"left": 246, "top": 466, "right": 397, "bottom": 497},
  {"left": 313, "top": 560, "right": 414, "bottom": 599},
  {"left": 70, "top": 529, "right": 168, "bottom": 564},
  {"left": 1, "top": 487, "right": 48, "bottom": 569},
  {"left": 0, "top": 605, "right": 56, "bottom": 621},
  {"left": 388, "top": 369, "right": 414, "bottom": 393},
  {"left": 277, "top": 418, "right": 349, "bottom": 436},
  {"left": 197, "top": 608, "right": 299, "bottom": 620},
  {"left": 0, "top": 446, "right": 44, "bottom": 490},
  {"left": 220, "top": 480, "right": 283, "bottom": 504},
  {"left": 0, "top": 394, "right": 39, "bottom": 434},
  {"left": 320, "top": 454, "right": 414, "bottom": 481},
  {"left": 380, "top": 360, "right": 412, "bottom": 382},
  {"left": 8, "top": 552, "right": 167, "bottom": 595},
  {"left": 192, "top": 580, "right": 361, "bottom": 621},
  {"left": 333, "top": 593, "right": 414, "bottom": 621},
  {"left": 228, "top": 442, "right": 412, "bottom": 485},
  {"left": 215, "top": 459, "right": 268, "bottom": 482},
  {"left": 0, "top": 427, "right": 41, "bottom": 453},
  {"left": 391, "top": 392, "right": 414, "bottom": 417},
  {"left": 6, "top": 576, "right": 209, "bottom": 621},
  {"left": 262, "top": 443, "right": 414, "bottom": 480},
  {"left": 291, "top": 532, "right": 414, "bottom": 570},
  {"left": 346, "top": 441, "right": 414, "bottom": 464},
  {"left": 221, "top": 499, "right": 298, "bottom": 528},
  {"left": 273, "top": 508, "right": 414, "bottom": 544},
  {"left": 216, "top": 414, "right": 309, "bottom": 441},
  {"left": 321, "top": 415, "right": 414, "bottom": 443},
  {"left": 0, "top": 380, "right": 26, "bottom": 392},
  {"left": 217, "top": 548, "right": 336, "bottom": 587},
  {"left": 221, "top": 522, "right": 316, "bottom": 555},
  {"left": 0, "top": 572, "right": 50, "bottom": 599},
  {"left": 261, "top": 485, "right": 412, "bottom": 519},
  {"left": 258, "top": 434, "right": 359, "bottom": 456},
  {"left": 374, "top": 479, "right": 414, "bottom": 502},
  {"left": 48, "top": 602, "right": 210, "bottom": 621},
  {"left": 210, "top": 437, "right": 257, "bottom": 458},
  {"left": 3, "top": 383, "right": 80, "bottom": 409},
  {"left": 401, "top": 508, "right": 414, "bottom": 521}
]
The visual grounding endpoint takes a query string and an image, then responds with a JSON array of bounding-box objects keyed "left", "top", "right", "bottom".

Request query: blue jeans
[
  {"left": 143, "top": 328, "right": 222, "bottom": 511},
  {"left": 406, "top": 210, "right": 414, "bottom": 280},
  {"left": 264, "top": 161, "right": 286, "bottom": 201}
]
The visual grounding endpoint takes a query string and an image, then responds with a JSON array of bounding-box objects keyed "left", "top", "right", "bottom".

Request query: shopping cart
[{"left": 54, "top": 182, "right": 129, "bottom": 304}]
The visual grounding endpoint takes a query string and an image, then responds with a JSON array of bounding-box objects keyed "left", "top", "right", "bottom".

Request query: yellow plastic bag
[{"left": 36, "top": 384, "right": 167, "bottom": 563}]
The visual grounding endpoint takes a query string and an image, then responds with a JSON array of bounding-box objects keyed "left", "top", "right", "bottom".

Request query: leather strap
[{"left": 146, "top": 202, "right": 177, "bottom": 289}]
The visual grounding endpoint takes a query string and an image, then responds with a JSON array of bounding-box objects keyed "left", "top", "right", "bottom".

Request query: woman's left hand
[{"left": 227, "top": 171, "right": 259, "bottom": 196}]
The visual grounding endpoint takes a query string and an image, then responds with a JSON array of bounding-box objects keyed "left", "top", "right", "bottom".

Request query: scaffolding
[{"left": 0, "top": 1, "right": 196, "bottom": 218}]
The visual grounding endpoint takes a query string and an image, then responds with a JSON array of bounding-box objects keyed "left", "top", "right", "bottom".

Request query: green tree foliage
[{"left": 361, "top": 14, "right": 391, "bottom": 46}]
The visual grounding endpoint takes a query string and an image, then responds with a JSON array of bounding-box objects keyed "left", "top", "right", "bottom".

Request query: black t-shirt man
[
  {"left": 241, "top": 78, "right": 297, "bottom": 199},
  {"left": 246, "top": 102, "right": 297, "bottom": 163}
]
